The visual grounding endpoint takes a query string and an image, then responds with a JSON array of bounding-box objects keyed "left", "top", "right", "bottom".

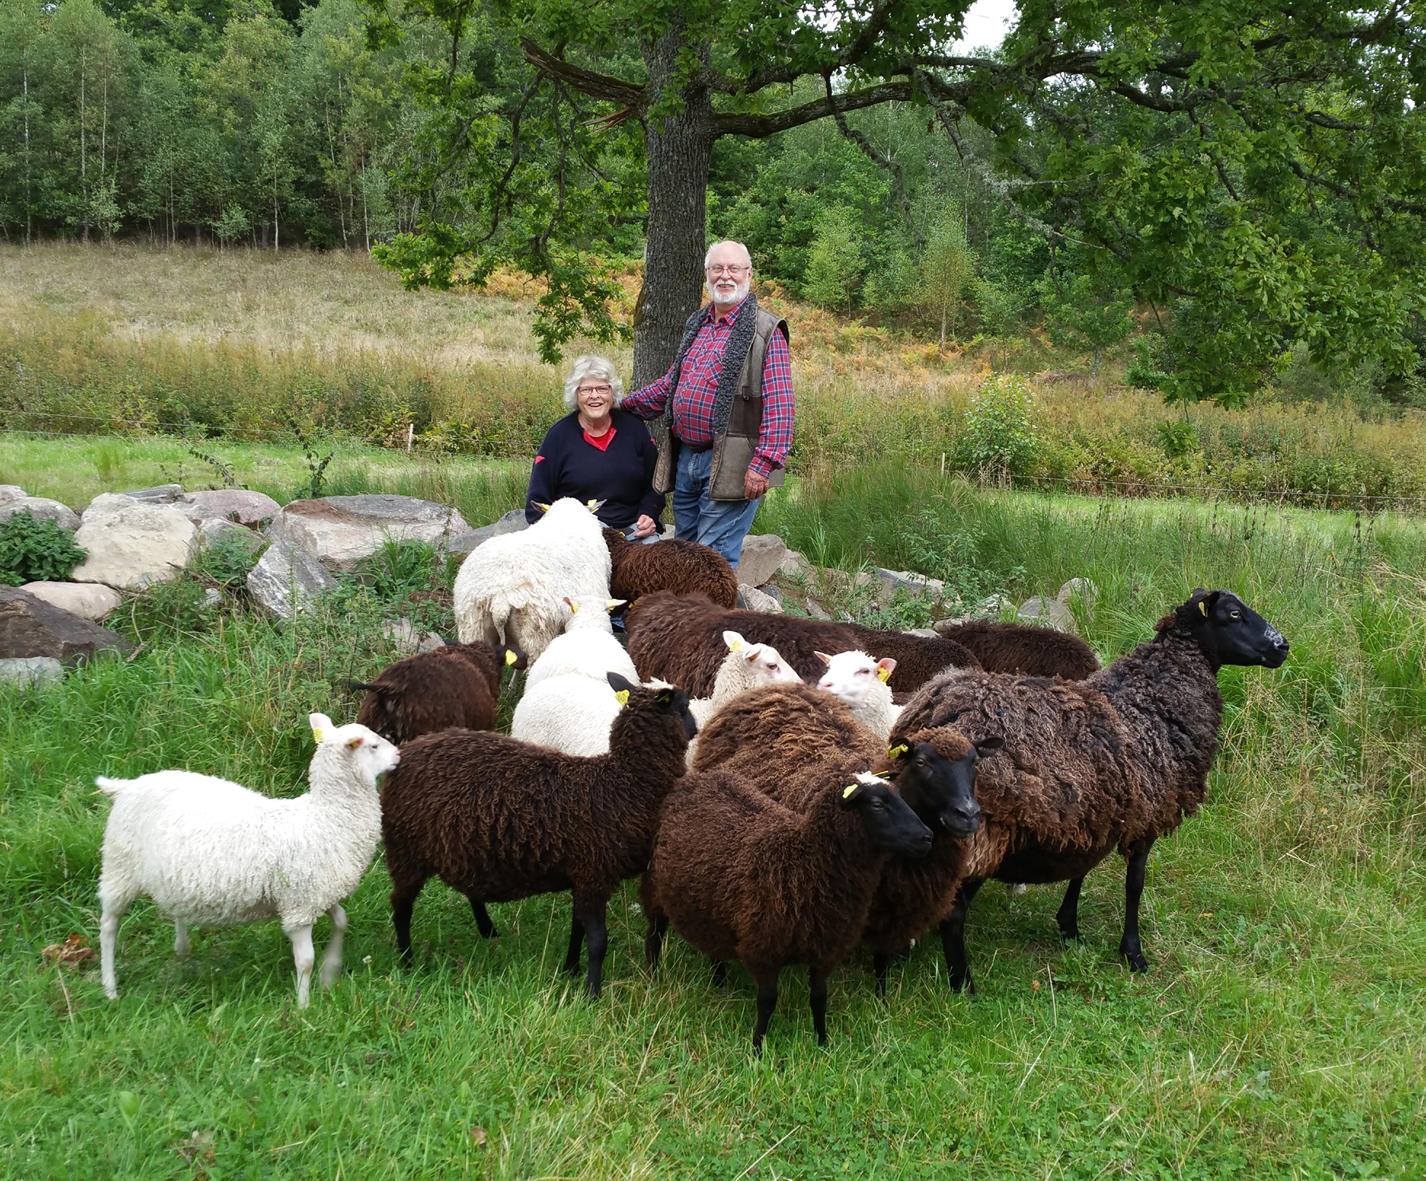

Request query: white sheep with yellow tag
[
  {"left": 814, "top": 648, "right": 902, "bottom": 739},
  {"left": 95, "top": 714, "right": 399, "bottom": 1007}
]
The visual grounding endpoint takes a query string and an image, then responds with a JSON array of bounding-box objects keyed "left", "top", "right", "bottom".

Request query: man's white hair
[
  {"left": 703, "top": 240, "right": 753, "bottom": 270},
  {"left": 562, "top": 355, "right": 625, "bottom": 412}
]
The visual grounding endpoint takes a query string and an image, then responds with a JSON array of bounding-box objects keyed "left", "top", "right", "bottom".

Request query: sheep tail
[
  {"left": 94, "top": 775, "right": 129, "bottom": 796},
  {"left": 342, "top": 679, "right": 387, "bottom": 694}
]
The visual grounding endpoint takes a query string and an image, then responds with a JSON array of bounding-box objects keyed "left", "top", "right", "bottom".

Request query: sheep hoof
[
  {"left": 1058, "top": 923, "right": 1081, "bottom": 941},
  {"left": 1120, "top": 944, "right": 1149, "bottom": 973}
]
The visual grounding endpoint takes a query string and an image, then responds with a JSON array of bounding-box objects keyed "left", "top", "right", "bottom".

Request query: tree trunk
[
  {"left": 79, "top": 52, "right": 89, "bottom": 243},
  {"left": 21, "top": 61, "right": 31, "bottom": 244},
  {"left": 632, "top": 26, "right": 712, "bottom": 388}
]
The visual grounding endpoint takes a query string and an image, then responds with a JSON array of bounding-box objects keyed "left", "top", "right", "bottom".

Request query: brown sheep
[
  {"left": 933, "top": 619, "right": 1100, "bottom": 680},
  {"left": 625, "top": 592, "right": 980, "bottom": 698},
  {"left": 893, "top": 589, "right": 1289, "bottom": 991},
  {"left": 603, "top": 528, "right": 738, "bottom": 608},
  {"left": 349, "top": 642, "right": 511, "bottom": 746},
  {"left": 379, "top": 673, "right": 696, "bottom": 998},
  {"left": 642, "top": 766, "right": 931, "bottom": 1050}
]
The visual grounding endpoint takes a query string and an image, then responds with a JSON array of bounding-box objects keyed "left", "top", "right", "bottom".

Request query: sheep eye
[{"left": 1230, "top": 610, "right": 1241, "bottom": 619}]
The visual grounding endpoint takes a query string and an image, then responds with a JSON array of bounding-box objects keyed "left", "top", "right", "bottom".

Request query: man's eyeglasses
[
  {"left": 706, "top": 264, "right": 750, "bottom": 276},
  {"left": 577, "top": 384, "right": 613, "bottom": 395}
]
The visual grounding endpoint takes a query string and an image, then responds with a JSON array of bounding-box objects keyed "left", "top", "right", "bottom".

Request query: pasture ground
[{"left": 2, "top": 446, "right": 1423, "bottom": 1178}]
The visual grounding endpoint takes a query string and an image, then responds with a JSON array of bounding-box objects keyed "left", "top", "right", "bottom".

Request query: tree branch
[
  {"left": 521, "top": 39, "right": 645, "bottom": 108},
  {"left": 714, "top": 79, "right": 955, "bottom": 138}
]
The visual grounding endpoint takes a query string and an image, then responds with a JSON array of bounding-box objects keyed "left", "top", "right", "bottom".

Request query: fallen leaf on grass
[
  {"left": 41, "top": 933, "right": 95, "bottom": 968},
  {"left": 470, "top": 1126, "right": 488, "bottom": 1147},
  {"left": 175, "top": 1129, "right": 216, "bottom": 1167}
]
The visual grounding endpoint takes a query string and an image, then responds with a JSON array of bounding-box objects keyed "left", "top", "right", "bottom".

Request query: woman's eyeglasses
[{"left": 577, "top": 384, "right": 613, "bottom": 395}]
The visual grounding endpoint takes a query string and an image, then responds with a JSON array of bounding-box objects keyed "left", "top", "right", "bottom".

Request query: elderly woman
[{"left": 524, "top": 355, "right": 664, "bottom": 538}]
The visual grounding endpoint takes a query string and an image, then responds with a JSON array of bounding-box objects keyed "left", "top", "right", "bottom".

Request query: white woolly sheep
[
  {"left": 524, "top": 595, "right": 635, "bottom": 691},
  {"left": 95, "top": 714, "right": 399, "bottom": 1007},
  {"left": 815, "top": 649, "right": 901, "bottom": 739},
  {"left": 453, "top": 497, "right": 611, "bottom": 662}
]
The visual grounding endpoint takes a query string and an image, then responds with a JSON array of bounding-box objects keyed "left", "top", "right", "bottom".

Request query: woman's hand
[{"left": 633, "top": 514, "right": 657, "bottom": 538}]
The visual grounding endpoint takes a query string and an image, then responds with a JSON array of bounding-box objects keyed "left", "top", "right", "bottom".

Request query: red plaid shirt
[{"left": 623, "top": 298, "right": 794, "bottom": 479}]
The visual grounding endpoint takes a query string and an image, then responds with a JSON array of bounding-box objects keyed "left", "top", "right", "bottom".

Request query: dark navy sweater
[{"left": 524, "top": 410, "right": 665, "bottom": 529}]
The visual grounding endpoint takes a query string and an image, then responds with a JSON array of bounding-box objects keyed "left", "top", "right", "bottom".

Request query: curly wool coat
[
  {"left": 353, "top": 642, "right": 503, "bottom": 746},
  {"left": 603, "top": 528, "right": 738, "bottom": 608},
  {"left": 930, "top": 619, "right": 1100, "bottom": 680}
]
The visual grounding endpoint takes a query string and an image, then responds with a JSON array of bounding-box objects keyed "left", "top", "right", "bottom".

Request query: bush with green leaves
[
  {"left": 954, "top": 375, "right": 1040, "bottom": 480},
  {"left": 0, "top": 511, "right": 87, "bottom": 586},
  {"left": 193, "top": 532, "right": 265, "bottom": 589}
]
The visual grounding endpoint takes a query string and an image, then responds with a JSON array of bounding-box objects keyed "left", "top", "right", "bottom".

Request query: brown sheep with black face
[{"left": 603, "top": 528, "right": 738, "bottom": 608}]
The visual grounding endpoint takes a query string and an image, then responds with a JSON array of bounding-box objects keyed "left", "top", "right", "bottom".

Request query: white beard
[{"left": 708, "top": 277, "right": 751, "bottom": 308}]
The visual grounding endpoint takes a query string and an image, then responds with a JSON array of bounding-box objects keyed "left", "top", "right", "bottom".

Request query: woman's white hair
[{"left": 562, "top": 355, "right": 625, "bottom": 412}]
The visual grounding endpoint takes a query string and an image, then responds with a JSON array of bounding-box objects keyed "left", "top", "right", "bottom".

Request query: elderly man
[{"left": 621, "top": 240, "right": 794, "bottom": 569}]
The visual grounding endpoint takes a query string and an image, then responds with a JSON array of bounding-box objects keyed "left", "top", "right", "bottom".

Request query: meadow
[{"left": 2, "top": 441, "right": 1424, "bottom": 1177}]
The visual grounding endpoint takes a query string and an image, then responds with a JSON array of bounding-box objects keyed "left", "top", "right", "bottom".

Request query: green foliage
[
  {"left": 192, "top": 532, "right": 263, "bottom": 589},
  {"left": 115, "top": 577, "right": 219, "bottom": 642},
  {"left": 1037, "top": 267, "right": 1133, "bottom": 375},
  {"left": 0, "top": 511, "right": 86, "bottom": 585},
  {"left": 917, "top": 207, "right": 976, "bottom": 346},
  {"left": 954, "top": 375, "right": 1039, "bottom": 479},
  {"left": 800, "top": 205, "right": 865, "bottom": 312}
]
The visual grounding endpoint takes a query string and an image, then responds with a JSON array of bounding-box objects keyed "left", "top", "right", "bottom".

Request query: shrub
[
  {"left": 117, "top": 579, "right": 220, "bottom": 643},
  {"left": 954, "top": 375, "right": 1039, "bottom": 479},
  {"left": 193, "top": 532, "right": 264, "bottom": 589},
  {"left": 0, "top": 511, "right": 86, "bottom": 586}
]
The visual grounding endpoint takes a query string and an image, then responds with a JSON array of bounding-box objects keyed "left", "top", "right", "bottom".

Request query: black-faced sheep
[
  {"left": 350, "top": 641, "right": 510, "bottom": 746},
  {"left": 641, "top": 768, "right": 931, "bottom": 1049},
  {"left": 379, "top": 673, "right": 696, "bottom": 998},
  {"left": 933, "top": 619, "right": 1100, "bottom": 680},
  {"left": 625, "top": 591, "right": 980, "bottom": 698},
  {"left": 603, "top": 528, "right": 738, "bottom": 608},
  {"left": 893, "top": 588, "right": 1289, "bottom": 991}
]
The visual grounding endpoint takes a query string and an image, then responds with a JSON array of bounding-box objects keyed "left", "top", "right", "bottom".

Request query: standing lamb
[
  {"left": 351, "top": 641, "right": 512, "bottom": 746},
  {"left": 524, "top": 595, "right": 636, "bottom": 691},
  {"left": 453, "top": 497, "right": 611, "bottom": 662},
  {"left": 604, "top": 527, "right": 738, "bottom": 608},
  {"left": 642, "top": 768, "right": 932, "bottom": 1050},
  {"left": 893, "top": 588, "right": 1289, "bottom": 991},
  {"left": 95, "top": 714, "right": 399, "bottom": 1007},
  {"left": 815, "top": 649, "right": 901, "bottom": 739},
  {"left": 381, "top": 674, "right": 696, "bottom": 997},
  {"left": 625, "top": 591, "right": 980, "bottom": 698}
]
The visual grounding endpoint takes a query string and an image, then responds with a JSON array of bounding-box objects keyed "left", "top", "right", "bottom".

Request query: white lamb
[
  {"left": 452, "top": 497, "right": 611, "bottom": 663},
  {"left": 524, "top": 595, "right": 636, "bottom": 691},
  {"left": 815, "top": 648, "right": 901, "bottom": 739},
  {"left": 95, "top": 714, "right": 399, "bottom": 1008}
]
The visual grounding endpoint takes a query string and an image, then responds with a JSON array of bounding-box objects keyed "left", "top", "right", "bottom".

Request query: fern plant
[{"left": 0, "top": 511, "right": 87, "bottom": 586}]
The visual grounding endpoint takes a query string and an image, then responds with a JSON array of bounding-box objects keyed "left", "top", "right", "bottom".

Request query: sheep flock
[{"left": 89, "top": 496, "right": 1291, "bottom": 1050}]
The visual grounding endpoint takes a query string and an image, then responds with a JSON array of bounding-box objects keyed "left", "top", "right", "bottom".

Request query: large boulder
[
  {"left": 446, "top": 509, "right": 528, "bottom": 557},
  {"left": 267, "top": 495, "right": 471, "bottom": 571},
  {"left": 181, "top": 489, "right": 281, "bottom": 527},
  {"left": 196, "top": 517, "right": 267, "bottom": 553},
  {"left": 70, "top": 501, "right": 199, "bottom": 590},
  {"left": 873, "top": 568, "right": 947, "bottom": 603},
  {"left": 0, "top": 656, "right": 65, "bottom": 690},
  {"left": 0, "top": 486, "right": 25, "bottom": 504},
  {"left": 737, "top": 584, "right": 783, "bottom": 614},
  {"left": 737, "top": 534, "right": 786, "bottom": 588},
  {"left": 0, "top": 496, "right": 81, "bottom": 532},
  {"left": 0, "top": 589, "right": 132, "bottom": 664},
  {"left": 1017, "top": 595, "right": 1077, "bottom": 633},
  {"left": 117, "top": 483, "right": 185, "bottom": 505},
  {"left": 246, "top": 540, "right": 338, "bottom": 618},
  {"left": 18, "top": 581, "right": 123, "bottom": 621}
]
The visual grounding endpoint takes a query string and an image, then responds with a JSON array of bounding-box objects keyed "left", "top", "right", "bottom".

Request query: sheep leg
[
  {"left": 173, "top": 921, "right": 190, "bottom": 958},
  {"left": 1119, "top": 842, "right": 1153, "bottom": 973},
  {"left": 749, "top": 965, "right": 780, "bottom": 1053},
  {"left": 562, "top": 910, "right": 585, "bottom": 977},
  {"left": 643, "top": 912, "right": 668, "bottom": 970},
  {"left": 286, "top": 923, "right": 316, "bottom": 1009},
  {"left": 1056, "top": 876, "right": 1085, "bottom": 941},
  {"left": 98, "top": 887, "right": 136, "bottom": 1000},
  {"left": 574, "top": 896, "right": 608, "bottom": 999},
  {"left": 711, "top": 961, "right": 728, "bottom": 988},
  {"left": 320, "top": 904, "right": 347, "bottom": 989},
  {"left": 389, "top": 875, "right": 427, "bottom": 966},
  {"left": 467, "top": 897, "right": 498, "bottom": 939},
  {"left": 808, "top": 966, "right": 830, "bottom": 1046},
  {"left": 942, "top": 878, "right": 984, "bottom": 994}
]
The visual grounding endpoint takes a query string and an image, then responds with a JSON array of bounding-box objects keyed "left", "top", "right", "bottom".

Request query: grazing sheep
[
  {"left": 453, "top": 497, "right": 611, "bottom": 662},
  {"left": 95, "top": 714, "right": 400, "bottom": 1007},
  {"left": 815, "top": 649, "right": 901, "bottom": 739},
  {"left": 625, "top": 592, "right": 980, "bottom": 698},
  {"left": 642, "top": 769, "right": 932, "bottom": 1050},
  {"left": 934, "top": 619, "right": 1100, "bottom": 679},
  {"left": 893, "top": 588, "right": 1290, "bottom": 991},
  {"left": 350, "top": 642, "right": 511, "bottom": 746},
  {"left": 381, "top": 673, "right": 696, "bottom": 997},
  {"left": 604, "top": 527, "right": 738, "bottom": 608},
  {"left": 524, "top": 595, "right": 636, "bottom": 691}
]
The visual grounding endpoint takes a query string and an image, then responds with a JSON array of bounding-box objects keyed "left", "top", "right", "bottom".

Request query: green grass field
[{"left": 2, "top": 449, "right": 1423, "bottom": 1178}]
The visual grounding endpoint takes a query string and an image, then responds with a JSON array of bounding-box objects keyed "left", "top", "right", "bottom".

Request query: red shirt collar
[
  {"left": 705, "top": 295, "right": 748, "bottom": 326},
  {"left": 582, "top": 423, "right": 616, "bottom": 452}
]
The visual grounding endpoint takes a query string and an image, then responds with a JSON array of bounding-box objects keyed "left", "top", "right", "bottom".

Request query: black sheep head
[
  {"left": 1162, "top": 589, "right": 1289, "bottom": 670},
  {"left": 606, "top": 672, "right": 698, "bottom": 740},
  {"left": 886, "top": 731, "right": 1002, "bottom": 838},
  {"left": 838, "top": 773, "right": 933, "bottom": 859}
]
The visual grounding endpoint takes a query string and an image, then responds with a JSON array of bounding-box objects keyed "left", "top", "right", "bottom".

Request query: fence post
[{"left": 406, "top": 422, "right": 414, "bottom": 452}]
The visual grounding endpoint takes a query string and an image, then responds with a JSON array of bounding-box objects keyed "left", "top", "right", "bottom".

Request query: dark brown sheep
[
  {"left": 603, "top": 528, "right": 738, "bottom": 608},
  {"left": 349, "top": 642, "right": 509, "bottom": 746},
  {"left": 840, "top": 623, "right": 993, "bottom": 695},
  {"left": 380, "top": 673, "right": 696, "bottom": 997},
  {"left": 933, "top": 619, "right": 1100, "bottom": 679},
  {"left": 625, "top": 592, "right": 980, "bottom": 698},
  {"left": 642, "top": 766, "right": 931, "bottom": 1049},
  {"left": 893, "top": 589, "right": 1289, "bottom": 991}
]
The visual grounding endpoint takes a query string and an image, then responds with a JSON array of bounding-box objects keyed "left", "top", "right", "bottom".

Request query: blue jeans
[{"left": 673, "top": 446, "right": 761, "bottom": 568}]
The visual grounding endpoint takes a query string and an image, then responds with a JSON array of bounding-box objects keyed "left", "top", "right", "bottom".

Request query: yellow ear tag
[
  {"left": 1198, "top": 600, "right": 1208, "bottom": 616},
  {"left": 876, "top": 666, "right": 892, "bottom": 683},
  {"left": 504, "top": 649, "right": 518, "bottom": 667},
  {"left": 311, "top": 726, "right": 325, "bottom": 744},
  {"left": 729, "top": 638, "right": 743, "bottom": 653},
  {"left": 614, "top": 689, "right": 630, "bottom": 707},
  {"left": 887, "top": 744, "right": 908, "bottom": 759},
  {"left": 842, "top": 783, "right": 859, "bottom": 800}
]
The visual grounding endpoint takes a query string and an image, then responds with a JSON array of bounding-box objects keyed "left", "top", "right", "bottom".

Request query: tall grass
[{"left": 3, "top": 468, "right": 1423, "bottom": 1177}]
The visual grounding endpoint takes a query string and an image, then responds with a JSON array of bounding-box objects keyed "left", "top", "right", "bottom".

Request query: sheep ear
[
  {"left": 606, "top": 599, "right": 626, "bottom": 612},
  {"left": 887, "top": 743, "right": 909, "bottom": 761},
  {"left": 654, "top": 687, "right": 674, "bottom": 706},
  {"left": 875, "top": 657, "right": 897, "bottom": 683},
  {"left": 614, "top": 689, "right": 630, "bottom": 707},
  {"left": 841, "top": 781, "right": 860, "bottom": 801},
  {"left": 723, "top": 630, "right": 745, "bottom": 654},
  {"left": 585, "top": 499, "right": 605, "bottom": 513},
  {"left": 564, "top": 596, "right": 579, "bottom": 614},
  {"left": 533, "top": 501, "right": 551, "bottom": 514},
  {"left": 346, "top": 735, "right": 364, "bottom": 750},
  {"left": 814, "top": 650, "right": 833, "bottom": 666},
  {"left": 975, "top": 736, "right": 1004, "bottom": 757},
  {"left": 606, "top": 672, "right": 635, "bottom": 694},
  {"left": 309, "top": 712, "right": 333, "bottom": 744}
]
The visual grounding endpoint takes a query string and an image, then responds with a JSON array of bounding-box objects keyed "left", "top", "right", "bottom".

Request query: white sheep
[
  {"left": 453, "top": 497, "right": 612, "bottom": 663},
  {"left": 524, "top": 595, "right": 636, "bottom": 691},
  {"left": 95, "top": 713, "right": 399, "bottom": 1007},
  {"left": 815, "top": 648, "right": 901, "bottom": 739},
  {"left": 513, "top": 631, "right": 799, "bottom": 759}
]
